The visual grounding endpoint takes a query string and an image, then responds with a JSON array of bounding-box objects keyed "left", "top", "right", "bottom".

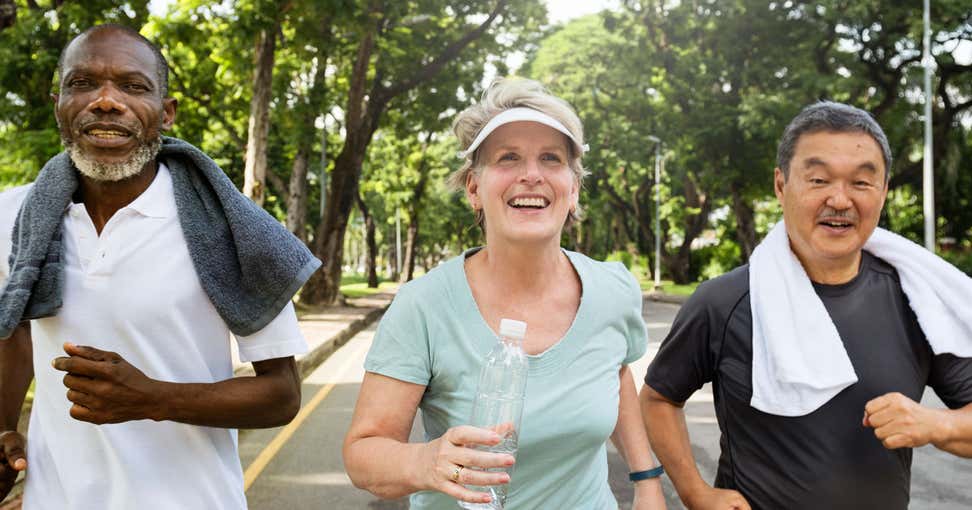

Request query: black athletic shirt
[{"left": 645, "top": 252, "right": 972, "bottom": 510}]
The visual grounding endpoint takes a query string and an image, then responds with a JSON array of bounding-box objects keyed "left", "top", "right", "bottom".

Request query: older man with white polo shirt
[{"left": 0, "top": 24, "right": 319, "bottom": 509}]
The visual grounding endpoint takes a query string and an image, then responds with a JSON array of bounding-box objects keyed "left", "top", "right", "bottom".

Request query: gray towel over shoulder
[{"left": 0, "top": 136, "right": 322, "bottom": 339}]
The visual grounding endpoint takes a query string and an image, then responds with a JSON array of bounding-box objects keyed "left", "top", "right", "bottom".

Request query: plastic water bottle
[{"left": 457, "top": 318, "right": 529, "bottom": 510}]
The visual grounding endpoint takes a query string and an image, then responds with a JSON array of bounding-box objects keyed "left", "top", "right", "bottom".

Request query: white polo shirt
[{"left": 0, "top": 165, "right": 308, "bottom": 510}]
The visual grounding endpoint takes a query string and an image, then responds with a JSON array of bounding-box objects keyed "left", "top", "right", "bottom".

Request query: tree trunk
[
  {"left": 357, "top": 194, "right": 379, "bottom": 288},
  {"left": 401, "top": 138, "right": 432, "bottom": 282},
  {"left": 402, "top": 218, "right": 419, "bottom": 282},
  {"left": 242, "top": 25, "right": 277, "bottom": 205},
  {"left": 0, "top": 0, "right": 16, "bottom": 31},
  {"left": 286, "top": 145, "right": 310, "bottom": 241},
  {"left": 663, "top": 176, "right": 712, "bottom": 284},
  {"left": 302, "top": 139, "right": 370, "bottom": 304},
  {"left": 299, "top": 7, "right": 380, "bottom": 306},
  {"left": 731, "top": 184, "right": 757, "bottom": 261}
]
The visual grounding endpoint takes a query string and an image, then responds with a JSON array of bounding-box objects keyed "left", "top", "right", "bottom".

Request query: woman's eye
[
  {"left": 541, "top": 153, "right": 563, "bottom": 163},
  {"left": 498, "top": 153, "right": 518, "bottom": 162}
]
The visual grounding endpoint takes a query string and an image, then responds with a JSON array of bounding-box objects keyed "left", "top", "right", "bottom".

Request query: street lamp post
[{"left": 647, "top": 135, "right": 663, "bottom": 290}]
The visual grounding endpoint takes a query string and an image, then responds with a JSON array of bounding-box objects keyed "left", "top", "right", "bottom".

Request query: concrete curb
[{"left": 644, "top": 291, "right": 690, "bottom": 305}]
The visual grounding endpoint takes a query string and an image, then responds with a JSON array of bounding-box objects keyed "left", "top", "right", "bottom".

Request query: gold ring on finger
[{"left": 450, "top": 465, "right": 464, "bottom": 483}]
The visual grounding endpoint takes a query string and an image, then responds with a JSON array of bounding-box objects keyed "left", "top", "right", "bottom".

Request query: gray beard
[{"left": 64, "top": 137, "right": 162, "bottom": 182}]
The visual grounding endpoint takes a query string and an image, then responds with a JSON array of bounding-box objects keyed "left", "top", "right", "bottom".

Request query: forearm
[
  {"left": 640, "top": 386, "right": 709, "bottom": 502},
  {"left": 934, "top": 403, "right": 972, "bottom": 458},
  {"left": 152, "top": 378, "right": 296, "bottom": 428},
  {"left": 344, "top": 435, "right": 427, "bottom": 499},
  {"left": 611, "top": 366, "right": 657, "bottom": 472},
  {"left": 0, "top": 324, "right": 32, "bottom": 431},
  {"left": 152, "top": 357, "right": 300, "bottom": 429}
]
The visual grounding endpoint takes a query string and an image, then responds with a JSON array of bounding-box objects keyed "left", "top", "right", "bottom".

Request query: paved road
[{"left": 242, "top": 300, "right": 972, "bottom": 509}]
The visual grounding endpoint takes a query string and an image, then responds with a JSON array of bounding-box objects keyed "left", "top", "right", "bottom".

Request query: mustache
[
  {"left": 72, "top": 114, "right": 144, "bottom": 138},
  {"left": 816, "top": 209, "right": 858, "bottom": 222}
]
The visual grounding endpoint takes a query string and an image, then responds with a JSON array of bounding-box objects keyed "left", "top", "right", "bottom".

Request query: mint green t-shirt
[{"left": 364, "top": 249, "right": 648, "bottom": 509}]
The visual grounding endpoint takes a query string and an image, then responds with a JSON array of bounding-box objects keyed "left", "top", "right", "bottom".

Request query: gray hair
[
  {"left": 449, "top": 77, "right": 588, "bottom": 226},
  {"left": 777, "top": 101, "right": 892, "bottom": 183}
]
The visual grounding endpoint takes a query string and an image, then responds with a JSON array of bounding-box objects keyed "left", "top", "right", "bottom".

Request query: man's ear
[
  {"left": 51, "top": 94, "right": 61, "bottom": 126},
  {"left": 161, "top": 97, "right": 178, "bottom": 131},
  {"left": 774, "top": 167, "right": 786, "bottom": 204}
]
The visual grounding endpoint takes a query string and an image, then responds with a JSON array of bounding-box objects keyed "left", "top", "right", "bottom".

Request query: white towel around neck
[{"left": 749, "top": 222, "right": 972, "bottom": 416}]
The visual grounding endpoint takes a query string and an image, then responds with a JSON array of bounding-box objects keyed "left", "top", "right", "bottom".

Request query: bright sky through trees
[{"left": 149, "top": 0, "right": 619, "bottom": 23}]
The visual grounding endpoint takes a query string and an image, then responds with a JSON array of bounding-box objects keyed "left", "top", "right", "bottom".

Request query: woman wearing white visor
[{"left": 344, "top": 78, "right": 667, "bottom": 510}]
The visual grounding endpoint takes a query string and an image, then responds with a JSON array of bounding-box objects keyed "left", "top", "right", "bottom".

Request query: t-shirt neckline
[
  {"left": 811, "top": 251, "right": 874, "bottom": 297},
  {"left": 450, "top": 247, "right": 589, "bottom": 374}
]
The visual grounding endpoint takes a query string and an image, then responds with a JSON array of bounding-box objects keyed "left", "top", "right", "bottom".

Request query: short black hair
[
  {"left": 57, "top": 23, "right": 170, "bottom": 96},
  {"left": 777, "top": 101, "right": 892, "bottom": 184}
]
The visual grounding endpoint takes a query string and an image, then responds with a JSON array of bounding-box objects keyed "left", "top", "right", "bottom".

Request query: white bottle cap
[{"left": 499, "top": 319, "right": 527, "bottom": 340}]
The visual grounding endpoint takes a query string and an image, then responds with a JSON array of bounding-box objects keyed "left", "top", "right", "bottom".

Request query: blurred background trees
[{"left": 1, "top": 0, "right": 970, "bottom": 299}]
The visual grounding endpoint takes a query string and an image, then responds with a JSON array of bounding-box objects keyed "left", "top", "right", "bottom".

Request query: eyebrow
[
  {"left": 492, "top": 144, "right": 567, "bottom": 153},
  {"left": 803, "top": 157, "right": 878, "bottom": 173},
  {"left": 63, "top": 68, "right": 156, "bottom": 88}
]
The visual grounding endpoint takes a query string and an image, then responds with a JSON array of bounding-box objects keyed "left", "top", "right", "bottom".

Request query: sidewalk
[{"left": 0, "top": 291, "right": 395, "bottom": 510}]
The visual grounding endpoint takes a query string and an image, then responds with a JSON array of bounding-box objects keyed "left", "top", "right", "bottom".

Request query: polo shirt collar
[{"left": 123, "top": 162, "right": 175, "bottom": 219}]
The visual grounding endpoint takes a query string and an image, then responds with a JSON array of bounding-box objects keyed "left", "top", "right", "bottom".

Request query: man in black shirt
[{"left": 641, "top": 102, "right": 972, "bottom": 510}]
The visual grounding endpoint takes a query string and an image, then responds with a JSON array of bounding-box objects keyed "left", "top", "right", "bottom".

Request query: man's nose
[
  {"left": 826, "top": 183, "right": 852, "bottom": 209},
  {"left": 87, "top": 86, "right": 128, "bottom": 114}
]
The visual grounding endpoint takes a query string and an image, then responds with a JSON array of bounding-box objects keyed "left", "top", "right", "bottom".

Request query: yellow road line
[{"left": 244, "top": 339, "right": 369, "bottom": 491}]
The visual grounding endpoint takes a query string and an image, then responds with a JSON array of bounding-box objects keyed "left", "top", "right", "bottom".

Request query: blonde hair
[{"left": 448, "top": 77, "right": 589, "bottom": 226}]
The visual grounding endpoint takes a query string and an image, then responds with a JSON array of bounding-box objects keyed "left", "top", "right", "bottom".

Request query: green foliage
[
  {"left": 940, "top": 250, "right": 972, "bottom": 277},
  {"left": 694, "top": 240, "right": 742, "bottom": 282},
  {"left": 2, "top": 1, "right": 969, "bottom": 286},
  {"left": 883, "top": 187, "right": 924, "bottom": 243},
  {"left": 525, "top": 1, "right": 971, "bottom": 281},
  {"left": 605, "top": 250, "right": 634, "bottom": 270}
]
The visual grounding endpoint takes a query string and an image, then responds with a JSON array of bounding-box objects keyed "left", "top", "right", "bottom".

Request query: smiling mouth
[
  {"left": 508, "top": 197, "right": 550, "bottom": 209},
  {"left": 818, "top": 219, "right": 854, "bottom": 229},
  {"left": 85, "top": 128, "right": 131, "bottom": 139}
]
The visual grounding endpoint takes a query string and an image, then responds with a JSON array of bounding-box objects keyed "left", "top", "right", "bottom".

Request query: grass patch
[
  {"left": 656, "top": 281, "right": 699, "bottom": 296},
  {"left": 340, "top": 274, "right": 399, "bottom": 298},
  {"left": 625, "top": 263, "right": 700, "bottom": 296},
  {"left": 634, "top": 273, "right": 699, "bottom": 296}
]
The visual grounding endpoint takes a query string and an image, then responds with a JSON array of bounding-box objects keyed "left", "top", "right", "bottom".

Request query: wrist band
[{"left": 629, "top": 465, "right": 664, "bottom": 482}]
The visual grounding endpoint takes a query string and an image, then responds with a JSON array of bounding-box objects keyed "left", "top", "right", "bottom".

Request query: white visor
[{"left": 457, "top": 107, "right": 589, "bottom": 159}]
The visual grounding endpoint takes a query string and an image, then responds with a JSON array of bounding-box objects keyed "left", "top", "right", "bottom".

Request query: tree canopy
[{"left": 1, "top": 0, "right": 969, "bottom": 287}]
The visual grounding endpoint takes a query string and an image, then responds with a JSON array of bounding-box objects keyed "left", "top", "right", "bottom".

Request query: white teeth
[
  {"left": 510, "top": 197, "right": 548, "bottom": 208},
  {"left": 87, "top": 129, "right": 127, "bottom": 138}
]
